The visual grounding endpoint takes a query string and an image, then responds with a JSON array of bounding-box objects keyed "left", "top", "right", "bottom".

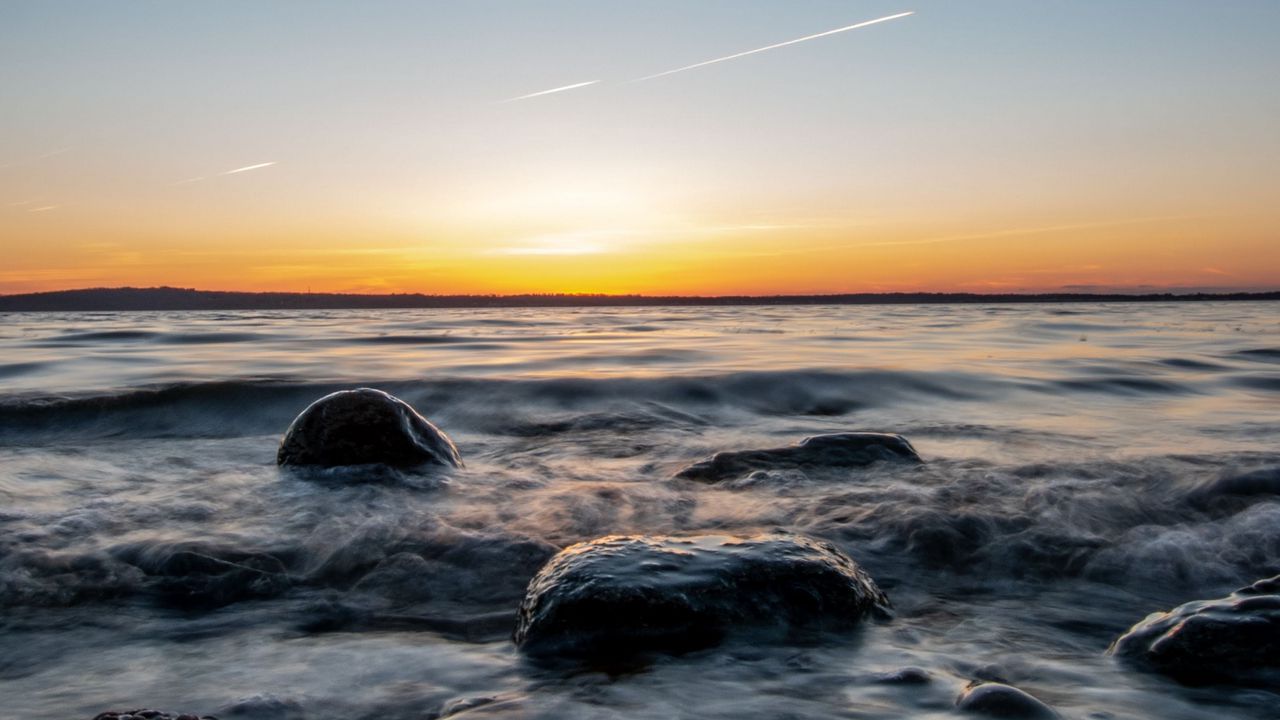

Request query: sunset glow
[{"left": 3, "top": 1, "right": 1278, "bottom": 296}]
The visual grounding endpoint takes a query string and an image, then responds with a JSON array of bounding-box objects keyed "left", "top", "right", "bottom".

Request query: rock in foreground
[
  {"left": 674, "top": 432, "right": 921, "bottom": 482},
  {"left": 956, "top": 682, "right": 1061, "bottom": 719},
  {"left": 513, "top": 533, "right": 890, "bottom": 661},
  {"left": 277, "top": 388, "right": 461, "bottom": 469},
  {"left": 1109, "top": 575, "right": 1280, "bottom": 686}
]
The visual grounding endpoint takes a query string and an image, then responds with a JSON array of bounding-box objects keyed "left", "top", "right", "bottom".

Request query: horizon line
[{"left": 4, "top": 285, "right": 1279, "bottom": 304}]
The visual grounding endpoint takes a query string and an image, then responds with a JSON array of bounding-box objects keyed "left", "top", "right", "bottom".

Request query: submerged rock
[
  {"left": 110, "top": 542, "right": 291, "bottom": 610},
  {"left": 149, "top": 551, "right": 290, "bottom": 610},
  {"left": 277, "top": 388, "right": 461, "bottom": 469},
  {"left": 873, "top": 666, "right": 932, "bottom": 684},
  {"left": 215, "top": 694, "right": 304, "bottom": 719},
  {"left": 1108, "top": 575, "right": 1280, "bottom": 686},
  {"left": 674, "top": 432, "right": 920, "bottom": 482},
  {"left": 513, "top": 533, "right": 890, "bottom": 661},
  {"left": 956, "top": 682, "right": 1060, "bottom": 719},
  {"left": 1188, "top": 466, "right": 1280, "bottom": 506}
]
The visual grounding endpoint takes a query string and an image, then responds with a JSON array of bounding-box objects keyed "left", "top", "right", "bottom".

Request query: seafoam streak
[
  {"left": 502, "top": 80, "right": 600, "bottom": 103},
  {"left": 631, "top": 11, "right": 915, "bottom": 82}
]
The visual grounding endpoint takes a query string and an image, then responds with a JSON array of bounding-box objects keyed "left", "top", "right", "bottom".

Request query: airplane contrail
[
  {"left": 632, "top": 11, "right": 915, "bottom": 82},
  {"left": 222, "top": 161, "right": 277, "bottom": 175},
  {"left": 502, "top": 80, "right": 600, "bottom": 103}
]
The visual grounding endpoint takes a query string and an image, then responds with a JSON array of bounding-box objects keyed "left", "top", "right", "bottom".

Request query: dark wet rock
[
  {"left": 351, "top": 552, "right": 437, "bottom": 602},
  {"left": 956, "top": 682, "right": 1061, "bottom": 719},
  {"left": 216, "top": 694, "right": 304, "bottom": 719},
  {"left": 674, "top": 432, "right": 920, "bottom": 482},
  {"left": 151, "top": 551, "right": 290, "bottom": 610},
  {"left": 110, "top": 543, "right": 291, "bottom": 610},
  {"left": 0, "top": 549, "right": 143, "bottom": 607},
  {"left": 439, "top": 696, "right": 524, "bottom": 718},
  {"left": 1108, "top": 574, "right": 1280, "bottom": 686},
  {"left": 873, "top": 666, "right": 932, "bottom": 684},
  {"left": 92, "top": 711, "right": 217, "bottom": 720},
  {"left": 1189, "top": 466, "right": 1280, "bottom": 505},
  {"left": 277, "top": 388, "right": 461, "bottom": 469},
  {"left": 313, "top": 524, "right": 557, "bottom": 607},
  {"left": 439, "top": 696, "right": 500, "bottom": 717},
  {"left": 513, "top": 533, "right": 890, "bottom": 661}
]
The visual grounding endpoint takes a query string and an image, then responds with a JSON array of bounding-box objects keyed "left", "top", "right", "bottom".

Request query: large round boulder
[
  {"left": 277, "top": 388, "right": 462, "bottom": 469},
  {"left": 1108, "top": 575, "right": 1280, "bottom": 686},
  {"left": 674, "top": 432, "right": 921, "bottom": 483},
  {"left": 513, "top": 533, "right": 890, "bottom": 661}
]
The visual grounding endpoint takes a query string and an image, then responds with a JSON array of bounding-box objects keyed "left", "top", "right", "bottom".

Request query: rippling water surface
[{"left": 1, "top": 303, "right": 1278, "bottom": 719}]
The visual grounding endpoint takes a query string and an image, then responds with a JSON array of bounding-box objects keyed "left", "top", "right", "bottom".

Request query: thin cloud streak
[
  {"left": 222, "top": 162, "right": 277, "bottom": 175},
  {"left": 726, "top": 216, "right": 1200, "bottom": 259},
  {"left": 37, "top": 147, "right": 75, "bottom": 159},
  {"left": 502, "top": 80, "right": 600, "bottom": 103},
  {"left": 631, "top": 11, "right": 915, "bottom": 82},
  {"left": 1, "top": 146, "right": 74, "bottom": 169},
  {"left": 860, "top": 215, "right": 1195, "bottom": 249}
]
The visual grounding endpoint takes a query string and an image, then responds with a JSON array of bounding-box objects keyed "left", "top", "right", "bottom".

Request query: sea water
[{"left": 0, "top": 303, "right": 1277, "bottom": 718}]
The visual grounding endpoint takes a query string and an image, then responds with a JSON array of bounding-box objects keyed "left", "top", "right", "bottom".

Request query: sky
[{"left": 2, "top": 0, "right": 1279, "bottom": 296}]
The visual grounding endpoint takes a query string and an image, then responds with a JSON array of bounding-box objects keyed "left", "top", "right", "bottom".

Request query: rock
[
  {"left": 110, "top": 543, "right": 291, "bottom": 610},
  {"left": 1189, "top": 466, "right": 1280, "bottom": 506},
  {"left": 956, "top": 682, "right": 1060, "bottom": 719},
  {"left": 873, "top": 666, "right": 932, "bottom": 684},
  {"left": 151, "top": 550, "right": 290, "bottom": 610},
  {"left": 513, "top": 533, "right": 890, "bottom": 661},
  {"left": 216, "top": 693, "right": 304, "bottom": 719},
  {"left": 674, "top": 432, "right": 920, "bottom": 482},
  {"left": 1108, "top": 574, "right": 1280, "bottom": 686},
  {"left": 277, "top": 388, "right": 461, "bottom": 469}
]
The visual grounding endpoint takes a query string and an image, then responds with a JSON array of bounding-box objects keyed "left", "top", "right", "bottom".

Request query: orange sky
[{"left": 3, "top": 2, "right": 1279, "bottom": 296}]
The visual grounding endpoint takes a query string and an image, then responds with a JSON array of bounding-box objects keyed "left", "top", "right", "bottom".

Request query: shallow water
[{"left": 1, "top": 303, "right": 1278, "bottom": 719}]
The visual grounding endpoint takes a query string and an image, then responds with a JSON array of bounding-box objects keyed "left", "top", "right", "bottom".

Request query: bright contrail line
[
  {"left": 502, "top": 80, "right": 600, "bottom": 103},
  {"left": 631, "top": 11, "right": 915, "bottom": 82},
  {"left": 222, "top": 161, "right": 277, "bottom": 175}
]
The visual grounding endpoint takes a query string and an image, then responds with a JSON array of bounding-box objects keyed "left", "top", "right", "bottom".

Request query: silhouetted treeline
[{"left": 1, "top": 286, "right": 1277, "bottom": 312}]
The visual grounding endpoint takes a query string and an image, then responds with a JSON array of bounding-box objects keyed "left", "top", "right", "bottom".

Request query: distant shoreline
[{"left": 2, "top": 286, "right": 1279, "bottom": 312}]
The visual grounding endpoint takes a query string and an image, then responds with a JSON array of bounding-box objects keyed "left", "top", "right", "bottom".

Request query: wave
[
  {"left": 0, "top": 370, "right": 1014, "bottom": 442},
  {"left": 1233, "top": 348, "right": 1280, "bottom": 363},
  {"left": 37, "top": 330, "right": 273, "bottom": 345},
  {"left": 5, "top": 356, "right": 1269, "bottom": 443},
  {"left": 0, "top": 361, "right": 46, "bottom": 379}
]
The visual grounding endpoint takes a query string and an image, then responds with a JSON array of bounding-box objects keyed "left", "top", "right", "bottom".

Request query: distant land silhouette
[{"left": 1, "top": 287, "right": 1278, "bottom": 312}]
